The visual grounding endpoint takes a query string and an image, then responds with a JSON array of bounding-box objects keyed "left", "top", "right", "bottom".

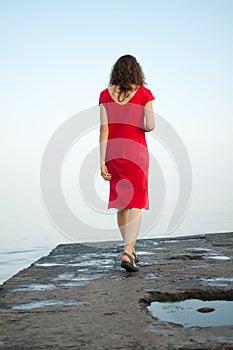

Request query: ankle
[{"left": 123, "top": 249, "right": 132, "bottom": 256}]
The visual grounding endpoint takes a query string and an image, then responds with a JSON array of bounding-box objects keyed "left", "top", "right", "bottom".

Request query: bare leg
[
  {"left": 117, "top": 208, "right": 129, "bottom": 241},
  {"left": 122, "top": 208, "right": 142, "bottom": 265}
]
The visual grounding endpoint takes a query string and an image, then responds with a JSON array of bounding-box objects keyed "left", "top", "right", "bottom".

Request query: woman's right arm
[
  {"left": 144, "top": 101, "right": 155, "bottom": 131},
  {"left": 99, "top": 104, "right": 112, "bottom": 181}
]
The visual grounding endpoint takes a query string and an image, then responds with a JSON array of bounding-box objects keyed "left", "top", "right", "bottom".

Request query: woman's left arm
[{"left": 144, "top": 101, "right": 155, "bottom": 131}]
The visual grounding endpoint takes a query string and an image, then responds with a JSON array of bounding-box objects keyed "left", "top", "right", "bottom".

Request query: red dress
[{"left": 99, "top": 85, "right": 155, "bottom": 209}]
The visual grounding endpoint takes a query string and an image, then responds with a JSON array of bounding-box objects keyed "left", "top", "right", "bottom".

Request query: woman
[{"left": 99, "top": 54, "right": 155, "bottom": 272}]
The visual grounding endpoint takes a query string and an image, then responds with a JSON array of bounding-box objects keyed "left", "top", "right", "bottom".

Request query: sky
[{"left": 0, "top": 0, "right": 233, "bottom": 245}]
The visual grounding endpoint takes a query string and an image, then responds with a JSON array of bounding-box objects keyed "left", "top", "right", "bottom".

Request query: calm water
[
  {"left": 0, "top": 224, "right": 232, "bottom": 285},
  {"left": 0, "top": 233, "right": 70, "bottom": 285},
  {"left": 148, "top": 299, "right": 233, "bottom": 327}
]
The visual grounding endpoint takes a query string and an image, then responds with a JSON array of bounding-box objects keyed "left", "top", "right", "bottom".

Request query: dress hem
[{"left": 108, "top": 207, "right": 149, "bottom": 210}]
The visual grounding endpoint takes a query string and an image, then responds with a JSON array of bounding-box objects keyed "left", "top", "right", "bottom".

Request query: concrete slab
[{"left": 0, "top": 232, "right": 233, "bottom": 349}]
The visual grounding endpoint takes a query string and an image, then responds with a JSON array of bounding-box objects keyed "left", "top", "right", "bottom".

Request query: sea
[{"left": 1, "top": 206, "right": 232, "bottom": 285}]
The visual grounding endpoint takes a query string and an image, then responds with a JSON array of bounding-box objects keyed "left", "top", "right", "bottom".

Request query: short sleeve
[
  {"left": 144, "top": 88, "right": 155, "bottom": 105},
  {"left": 99, "top": 91, "right": 104, "bottom": 106}
]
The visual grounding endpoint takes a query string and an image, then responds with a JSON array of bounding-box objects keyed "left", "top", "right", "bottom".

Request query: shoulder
[
  {"left": 137, "top": 86, "right": 155, "bottom": 105},
  {"left": 99, "top": 87, "right": 108, "bottom": 96},
  {"left": 140, "top": 86, "right": 154, "bottom": 97},
  {"left": 99, "top": 88, "right": 110, "bottom": 105}
]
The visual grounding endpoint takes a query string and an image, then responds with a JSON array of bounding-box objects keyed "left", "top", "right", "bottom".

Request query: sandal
[
  {"left": 132, "top": 251, "right": 139, "bottom": 263},
  {"left": 121, "top": 252, "right": 139, "bottom": 272}
]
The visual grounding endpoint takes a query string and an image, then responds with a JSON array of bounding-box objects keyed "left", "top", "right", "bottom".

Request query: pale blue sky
[{"left": 0, "top": 0, "right": 233, "bottom": 244}]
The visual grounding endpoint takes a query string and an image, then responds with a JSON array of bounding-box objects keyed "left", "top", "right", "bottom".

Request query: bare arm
[
  {"left": 99, "top": 104, "right": 112, "bottom": 181},
  {"left": 144, "top": 101, "right": 155, "bottom": 131}
]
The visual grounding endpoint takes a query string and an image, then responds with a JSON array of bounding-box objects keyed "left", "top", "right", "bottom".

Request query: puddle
[
  {"left": 11, "top": 284, "right": 56, "bottom": 292},
  {"left": 138, "top": 262, "right": 153, "bottom": 266},
  {"left": 72, "top": 252, "right": 117, "bottom": 261},
  {"left": 100, "top": 252, "right": 118, "bottom": 258},
  {"left": 160, "top": 240, "right": 180, "bottom": 243},
  {"left": 35, "top": 259, "right": 114, "bottom": 268},
  {"left": 52, "top": 273, "right": 75, "bottom": 281},
  {"left": 12, "top": 300, "right": 87, "bottom": 311},
  {"left": 201, "top": 277, "right": 233, "bottom": 287},
  {"left": 72, "top": 253, "right": 99, "bottom": 261},
  {"left": 147, "top": 299, "right": 233, "bottom": 327},
  {"left": 138, "top": 241, "right": 158, "bottom": 246},
  {"left": 161, "top": 238, "right": 205, "bottom": 244},
  {"left": 50, "top": 272, "right": 104, "bottom": 287},
  {"left": 35, "top": 262, "right": 70, "bottom": 267},
  {"left": 207, "top": 255, "right": 230, "bottom": 261},
  {"left": 10, "top": 272, "right": 104, "bottom": 292},
  {"left": 10, "top": 281, "right": 90, "bottom": 291},
  {"left": 160, "top": 239, "right": 202, "bottom": 244},
  {"left": 187, "top": 247, "right": 212, "bottom": 252},
  {"left": 73, "top": 259, "right": 113, "bottom": 267},
  {"left": 137, "top": 251, "right": 154, "bottom": 255},
  {"left": 144, "top": 272, "right": 159, "bottom": 279},
  {"left": 59, "top": 281, "right": 90, "bottom": 287},
  {"left": 50, "top": 254, "right": 72, "bottom": 258},
  {"left": 191, "top": 264, "right": 210, "bottom": 269},
  {"left": 52, "top": 272, "right": 103, "bottom": 282}
]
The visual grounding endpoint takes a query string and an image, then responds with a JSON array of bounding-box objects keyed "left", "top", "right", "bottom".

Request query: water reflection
[{"left": 147, "top": 299, "right": 233, "bottom": 327}]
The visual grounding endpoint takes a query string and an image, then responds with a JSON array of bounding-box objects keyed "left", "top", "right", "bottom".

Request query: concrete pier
[{"left": 0, "top": 232, "right": 233, "bottom": 349}]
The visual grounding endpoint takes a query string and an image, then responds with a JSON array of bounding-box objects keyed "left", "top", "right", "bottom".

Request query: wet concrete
[{"left": 0, "top": 232, "right": 233, "bottom": 349}]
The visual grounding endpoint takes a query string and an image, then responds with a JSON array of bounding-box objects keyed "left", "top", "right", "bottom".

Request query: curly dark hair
[{"left": 109, "top": 55, "right": 146, "bottom": 102}]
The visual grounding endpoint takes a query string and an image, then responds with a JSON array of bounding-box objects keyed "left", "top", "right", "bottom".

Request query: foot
[
  {"left": 132, "top": 251, "right": 139, "bottom": 263},
  {"left": 121, "top": 252, "right": 139, "bottom": 272},
  {"left": 131, "top": 246, "right": 139, "bottom": 263}
]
